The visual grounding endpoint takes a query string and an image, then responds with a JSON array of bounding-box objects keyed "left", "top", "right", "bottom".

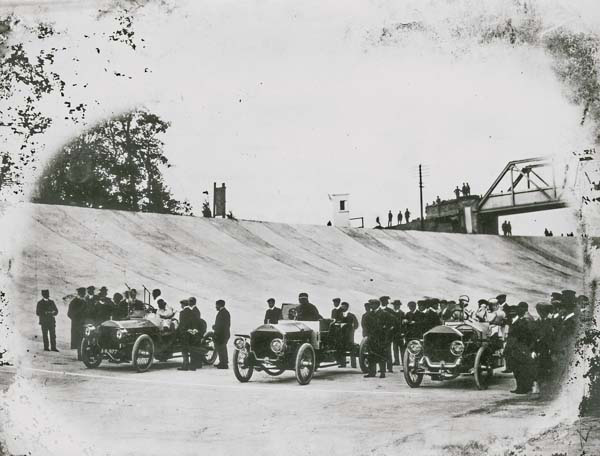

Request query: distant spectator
[
  {"left": 404, "top": 209, "right": 410, "bottom": 224},
  {"left": 376, "top": 216, "right": 381, "bottom": 227},
  {"left": 544, "top": 228, "right": 549, "bottom": 237},
  {"left": 461, "top": 183, "right": 468, "bottom": 197},
  {"left": 507, "top": 221, "right": 512, "bottom": 236},
  {"left": 465, "top": 183, "right": 471, "bottom": 196},
  {"left": 454, "top": 186, "right": 461, "bottom": 199},
  {"left": 327, "top": 221, "right": 332, "bottom": 226},
  {"left": 397, "top": 211, "right": 402, "bottom": 225},
  {"left": 436, "top": 196, "right": 441, "bottom": 204},
  {"left": 388, "top": 210, "right": 393, "bottom": 227}
]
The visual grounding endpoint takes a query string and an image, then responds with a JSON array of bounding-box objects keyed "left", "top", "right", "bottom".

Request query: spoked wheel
[
  {"left": 359, "top": 337, "right": 370, "bottom": 374},
  {"left": 474, "top": 346, "right": 494, "bottom": 390},
  {"left": 233, "top": 349, "right": 254, "bottom": 382},
  {"left": 81, "top": 338, "right": 102, "bottom": 368},
  {"left": 263, "top": 365, "right": 285, "bottom": 376},
  {"left": 295, "top": 343, "right": 316, "bottom": 385},
  {"left": 132, "top": 334, "right": 155, "bottom": 373},
  {"left": 202, "top": 333, "right": 218, "bottom": 365},
  {"left": 402, "top": 349, "right": 424, "bottom": 388}
]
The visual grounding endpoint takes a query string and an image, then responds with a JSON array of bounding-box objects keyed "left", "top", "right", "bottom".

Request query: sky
[{"left": 4, "top": 0, "right": 600, "bottom": 235}]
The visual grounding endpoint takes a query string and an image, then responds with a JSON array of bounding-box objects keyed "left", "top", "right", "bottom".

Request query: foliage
[{"left": 34, "top": 108, "right": 192, "bottom": 216}]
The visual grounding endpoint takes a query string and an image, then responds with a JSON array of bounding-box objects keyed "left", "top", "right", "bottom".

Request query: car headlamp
[
  {"left": 84, "top": 325, "right": 95, "bottom": 337},
  {"left": 270, "top": 338, "right": 284, "bottom": 354},
  {"left": 116, "top": 329, "right": 128, "bottom": 340},
  {"left": 234, "top": 337, "right": 246, "bottom": 350},
  {"left": 450, "top": 340, "right": 465, "bottom": 356},
  {"left": 407, "top": 340, "right": 422, "bottom": 355}
]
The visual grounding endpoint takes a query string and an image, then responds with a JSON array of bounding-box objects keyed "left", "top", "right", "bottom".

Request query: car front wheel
[
  {"left": 81, "top": 338, "right": 102, "bottom": 368},
  {"left": 295, "top": 343, "right": 316, "bottom": 385},
  {"left": 233, "top": 349, "right": 254, "bottom": 382},
  {"left": 358, "top": 337, "right": 370, "bottom": 374},
  {"left": 474, "top": 346, "right": 494, "bottom": 390},
  {"left": 132, "top": 334, "right": 155, "bottom": 373},
  {"left": 402, "top": 349, "right": 424, "bottom": 388},
  {"left": 202, "top": 332, "right": 218, "bottom": 365}
]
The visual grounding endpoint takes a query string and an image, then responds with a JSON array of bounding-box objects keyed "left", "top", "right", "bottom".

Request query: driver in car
[{"left": 295, "top": 292, "right": 322, "bottom": 321}]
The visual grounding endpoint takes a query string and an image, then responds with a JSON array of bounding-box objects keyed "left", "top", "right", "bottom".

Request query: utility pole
[{"left": 419, "top": 164, "right": 424, "bottom": 231}]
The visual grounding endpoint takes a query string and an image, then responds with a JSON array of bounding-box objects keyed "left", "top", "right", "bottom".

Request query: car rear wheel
[
  {"left": 358, "top": 337, "right": 370, "bottom": 374},
  {"left": 202, "top": 332, "right": 218, "bottom": 365},
  {"left": 81, "top": 338, "right": 102, "bottom": 368},
  {"left": 233, "top": 349, "right": 254, "bottom": 382},
  {"left": 295, "top": 343, "right": 316, "bottom": 385},
  {"left": 474, "top": 346, "right": 494, "bottom": 390},
  {"left": 403, "top": 349, "right": 424, "bottom": 388},
  {"left": 132, "top": 334, "right": 155, "bottom": 373}
]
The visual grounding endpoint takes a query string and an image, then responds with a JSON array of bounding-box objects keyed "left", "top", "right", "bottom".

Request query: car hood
[
  {"left": 252, "top": 321, "right": 315, "bottom": 335},
  {"left": 100, "top": 319, "right": 158, "bottom": 330}
]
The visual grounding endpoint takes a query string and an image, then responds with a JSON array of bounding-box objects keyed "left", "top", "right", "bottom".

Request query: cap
[
  {"left": 496, "top": 294, "right": 507, "bottom": 301},
  {"left": 100, "top": 286, "right": 108, "bottom": 292},
  {"left": 180, "top": 299, "right": 189, "bottom": 305},
  {"left": 189, "top": 297, "right": 197, "bottom": 305},
  {"left": 379, "top": 296, "right": 390, "bottom": 302},
  {"left": 299, "top": 292, "right": 308, "bottom": 298},
  {"left": 332, "top": 297, "right": 341, "bottom": 303},
  {"left": 216, "top": 299, "right": 226, "bottom": 306},
  {"left": 267, "top": 298, "right": 275, "bottom": 304},
  {"left": 392, "top": 300, "right": 402, "bottom": 306},
  {"left": 561, "top": 290, "right": 577, "bottom": 301},
  {"left": 77, "top": 287, "right": 86, "bottom": 293},
  {"left": 518, "top": 301, "right": 528, "bottom": 309},
  {"left": 478, "top": 299, "right": 488, "bottom": 305},
  {"left": 341, "top": 301, "right": 349, "bottom": 307},
  {"left": 87, "top": 285, "right": 95, "bottom": 291},
  {"left": 41, "top": 289, "right": 49, "bottom": 293},
  {"left": 368, "top": 298, "right": 381, "bottom": 305},
  {"left": 551, "top": 292, "right": 562, "bottom": 300}
]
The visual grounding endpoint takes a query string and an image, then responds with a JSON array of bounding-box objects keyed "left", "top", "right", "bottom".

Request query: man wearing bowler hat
[
  {"left": 36, "top": 289, "right": 59, "bottom": 352},
  {"left": 264, "top": 298, "right": 283, "bottom": 324},
  {"left": 68, "top": 287, "right": 87, "bottom": 359},
  {"left": 213, "top": 299, "right": 231, "bottom": 369}
]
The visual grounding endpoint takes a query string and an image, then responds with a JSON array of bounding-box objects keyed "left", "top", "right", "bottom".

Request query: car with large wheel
[
  {"left": 80, "top": 303, "right": 217, "bottom": 372},
  {"left": 402, "top": 318, "right": 505, "bottom": 390},
  {"left": 232, "top": 303, "right": 368, "bottom": 385}
]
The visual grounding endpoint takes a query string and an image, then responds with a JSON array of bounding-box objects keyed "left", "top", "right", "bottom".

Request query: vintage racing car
[
  {"left": 80, "top": 291, "right": 217, "bottom": 372},
  {"left": 403, "top": 314, "right": 505, "bottom": 390},
  {"left": 232, "top": 303, "right": 368, "bottom": 385}
]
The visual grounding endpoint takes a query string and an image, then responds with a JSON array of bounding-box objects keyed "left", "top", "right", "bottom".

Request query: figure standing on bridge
[
  {"left": 404, "top": 208, "right": 411, "bottom": 224},
  {"left": 387, "top": 210, "right": 393, "bottom": 227},
  {"left": 397, "top": 211, "right": 402, "bottom": 225},
  {"left": 461, "top": 183, "right": 468, "bottom": 197},
  {"left": 454, "top": 186, "right": 461, "bottom": 199},
  {"left": 507, "top": 221, "right": 512, "bottom": 236},
  {"left": 465, "top": 183, "right": 471, "bottom": 196}
]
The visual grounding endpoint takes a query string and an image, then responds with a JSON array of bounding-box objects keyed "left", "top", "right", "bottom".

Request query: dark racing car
[
  {"left": 232, "top": 303, "right": 368, "bottom": 385},
  {"left": 80, "top": 294, "right": 217, "bottom": 372}
]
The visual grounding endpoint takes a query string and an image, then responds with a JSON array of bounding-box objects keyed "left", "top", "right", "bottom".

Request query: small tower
[{"left": 329, "top": 193, "right": 350, "bottom": 227}]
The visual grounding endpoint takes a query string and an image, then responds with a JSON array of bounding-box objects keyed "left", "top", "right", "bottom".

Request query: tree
[{"left": 34, "top": 108, "right": 192, "bottom": 216}]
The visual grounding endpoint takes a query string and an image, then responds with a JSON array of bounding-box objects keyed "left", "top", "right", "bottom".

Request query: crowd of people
[
  {"left": 35, "top": 286, "right": 231, "bottom": 371},
  {"left": 454, "top": 182, "right": 472, "bottom": 199},
  {"left": 377, "top": 209, "right": 411, "bottom": 228}
]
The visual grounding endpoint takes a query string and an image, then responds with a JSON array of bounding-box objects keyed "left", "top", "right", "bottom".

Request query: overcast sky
[{"left": 6, "top": 0, "right": 600, "bottom": 235}]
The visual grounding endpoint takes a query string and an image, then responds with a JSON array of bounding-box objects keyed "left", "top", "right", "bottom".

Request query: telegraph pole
[{"left": 419, "top": 164, "right": 424, "bottom": 231}]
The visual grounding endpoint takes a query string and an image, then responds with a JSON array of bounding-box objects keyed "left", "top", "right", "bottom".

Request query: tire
[
  {"left": 233, "top": 349, "right": 254, "bottom": 382},
  {"left": 81, "top": 338, "right": 102, "bottom": 368},
  {"left": 358, "top": 337, "right": 370, "bottom": 373},
  {"left": 295, "top": 343, "right": 316, "bottom": 385},
  {"left": 132, "top": 334, "right": 155, "bottom": 373},
  {"left": 403, "top": 348, "right": 424, "bottom": 388},
  {"left": 202, "top": 332, "right": 218, "bottom": 365},
  {"left": 474, "top": 346, "right": 494, "bottom": 390}
]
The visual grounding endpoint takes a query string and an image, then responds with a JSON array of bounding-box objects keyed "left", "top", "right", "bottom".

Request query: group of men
[
  {"left": 454, "top": 182, "right": 471, "bottom": 199},
  {"left": 36, "top": 285, "right": 231, "bottom": 370}
]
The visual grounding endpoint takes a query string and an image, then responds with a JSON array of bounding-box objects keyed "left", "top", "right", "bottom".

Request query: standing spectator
[
  {"left": 364, "top": 299, "right": 387, "bottom": 378},
  {"left": 454, "top": 186, "right": 461, "bottom": 199},
  {"left": 507, "top": 221, "right": 513, "bottom": 236},
  {"left": 336, "top": 301, "right": 359, "bottom": 367},
  {"left": 95, "top": 286, "right": 114, "bottom": 324},
  {"left": 375, "top": 216, "right": 381, "bottom": 227},
  {"left": 461, "top": 183, "right": 468, "bottom": 197},
  {"left": 331, "top": 297, "right": 343, "bottom": 321},
  {"left": 36, "top": 289, "right": 59, "bottom": 352},
  {"left": 465, "top": 183, "right": 471, "bottom": 196},
  {"left": 397, "top": 211, "right": 402, "bottom": 225},
  {"left": 361, "top": 302, "right": 371, "bottom": 338},
  {"left": 264, "top": 298, "right": 283, "bottom": 324},
  {"left": 391, "top": 300, "right": 405, "bottom": 366},
  {"left": 178, "top": 299, "right": 201, "bottom": 371},
  {"left": 84, "top": 286, "right": 97, "bottom": 324},
  {"left": 404, "top": 208, "right": 411, "bottom": 224},
  {"left": 380, "top": 296, "right": 395, "bottom": 373},
  {"left": 387, "top": 210, "right": 393, "bottom": 227},
  {"left": 213, "top": 299, "right": 231, "bottom": 369},
  {"left": 67, "top": 287, "right": 87, "bottom": 359}
]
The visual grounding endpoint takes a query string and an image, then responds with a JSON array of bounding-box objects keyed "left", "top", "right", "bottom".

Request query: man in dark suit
[
  {"left": 391, "top": 300, "right": 405, "bottom": 366},
  {"left": 423, "top": 301, "right": 442, "bottom": 333},
  {"left": 264, "top": 298, "right": 283, "bottom": 324},
  {"left": 403, "top": 301, "right": 419, "bottom": 342},
  {"left": 36, "top": 289, "right": 59, "bottom": 352},
  {"left": 112, "top": 292, "right": 128, "bottom": 320},
  {"left": 364, "top": 299, "right": 388, "bottom": 378},
  {"left": 295, "top": 292, "right": 322, "bottom": 321},
  {"left": 84, "top": 286, "right": 97, "bottom": 325},
  {"left": 213, "top": 299, "right": 231, "bottom": 369},
  {"left": 67, "top": 287, "right": 87, "bottom": 359},
  {"left": 178, "top": 299, "right": 203, "bottom": 371},
  {"left": 361, "top": 302, "right": 370, "bottom": 337},
  {"left": 331, "top": 297, "right": 343, "bottom": 321},
  {"left": 95, "top": 286, "right": 114, "bottom": 324},
  {"left": 380, "top": 296, "right": 395, "bottom": 373}
]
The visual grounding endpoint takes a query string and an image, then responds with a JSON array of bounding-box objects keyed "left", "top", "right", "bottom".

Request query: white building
[{"left": 329, "top": 193, "right": 350, "bottom": 227}]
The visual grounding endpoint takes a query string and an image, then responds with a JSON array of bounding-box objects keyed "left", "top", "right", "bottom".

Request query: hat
[
  {"left": 100, "top": 286, "right": 108, "bottom": 292},
  {"left": 332, "top": 297, "right": 341, "bottom": 303},
  {"left": 368, "top": 298, "right": 380, "bottom": 305},
  {"left": 392, "top": 300, "right": 402, "bottom": 306},
  {"left": 267, "top": 298, "right": 275, "bottom": 304},
  {"left": 518, "top": 301, "right": 529, "bottom": 309},
  {"left": 180, "top": 299, "right": 189, "bottom": 305},
  {"left": 488, "top": 298, "right": 499, "bottom": 306},
  {"left": 189, "top": 297, "right": 197, "bottom": 305},
  {"left": 496, "top": 294, "right": 507, "bottom": 301},
  {"left": 430, "top": 298, "right": 440, "bottom": 305},
  {"left": 561, "top": 290, "right": 577, "bottom": 302},
  {"left": 157, "top": 299, "right": 166, "bottom": 306},
  {"left": 87, "top": 285, "right": 95, "bottom": 291},
  {"left": 379, "top": 296, "right": 390, "bottom": 302},
  {"left": 478, "top": 299, "right": 488, "bottom": 305},
  {"left": 551, "top": 292, "right": 562, "bottom": 300},
  {"left": 299, "top": 292, "right": 308, "bottom": 298},
  {"left": 41, "top": 289, "right": 49, "bottom": 294},
  {"left": 77, "top": 287, "right": 86, "bottom": 293},
  {"left": 341, "top": 301, "right": 349, "bottom": 307},
  {"left": 216, "top": 299, "right": 226, "bottom": 306}
]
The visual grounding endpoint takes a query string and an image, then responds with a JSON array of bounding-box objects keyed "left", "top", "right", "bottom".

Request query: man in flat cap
[
  {"left": 95, "top": 286, "right": 114, "bottom": 324},
  {"left": 213, "top": 299, "right": 231, "bottom": 369},
  {"left": 178, "top": 299, "right": 201, "bottom": 371},
  {"left": 36, "top": 289, "right": 59, "bottom": 352},
  {"left": 67, "top": 287, "right": 87, "bottom": 359},
  {"left": 380, "top": 296, "right": 395, "bottom": 372},
  {"left": 264, "top": 298, "right": 283, "bottom": 324},
  {"left": 403, "top": 301, "right": 420, "bottom": 341},
  {"left": 364, "top": 299, "right": 387, "bottom": 378},
  {"left": 84, "top": 286, "right": 97, "bottom": 325},
  {"left": 391, "top": 300, "right": 405, "bottom": 366},
  {"left": 331, "top": 298, "right": 343, "bottom": 321},
  {"left": 296, "top": 292, "right": 322, "bottom": 321}
]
